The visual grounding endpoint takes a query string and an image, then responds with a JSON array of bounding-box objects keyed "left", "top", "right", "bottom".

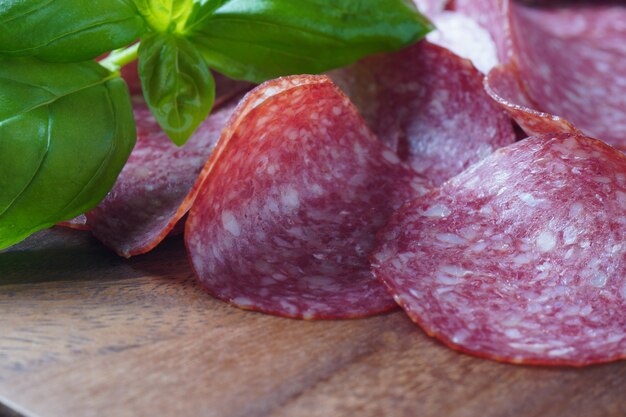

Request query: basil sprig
[{"left": 0, "top": 0, "right": 431, "bottom": 249}]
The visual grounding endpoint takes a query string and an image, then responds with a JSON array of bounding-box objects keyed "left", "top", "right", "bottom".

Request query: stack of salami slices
[{"left": 60, "top": 0, "right": 625, "bottom": 366}]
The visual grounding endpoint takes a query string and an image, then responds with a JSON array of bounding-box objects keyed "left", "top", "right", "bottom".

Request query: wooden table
[{"left": 1, "top": 228, "right": 624, "bottom": 417}]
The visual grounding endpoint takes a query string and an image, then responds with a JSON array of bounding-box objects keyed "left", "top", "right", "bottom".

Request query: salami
[
  {"left": 508, "top": 1, "right": 626, "bottom": 148},
  {"left": 186, "top": 75, "right": 432, "bottom": 319},
  {"left": 331, "top": 41, "right": 515, "bottom": 186},
  {"left": 372, "top": 133, "right": 626, "bottom": 365},
  {"left": 452, "top": 0, "right": 511, "bottom": 63},
  {"left": 57, "top": 215, "right": 89, "bottom": 231},
  {"left": 426, "top": 12, "right": 499, "bottom": 74},
  {"left": 484, "top": 64, "right": 582, "bottom": 137},
  {"left": 412, "top": 0, "right": 449, "bottom": 17},
  {"left": 86, "top": 96, "right": 238, "bottom": 257}
]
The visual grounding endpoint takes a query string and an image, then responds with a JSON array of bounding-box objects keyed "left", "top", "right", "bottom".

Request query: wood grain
[{"left": 0, "top": 228, "right": 624, "bottom": 417}]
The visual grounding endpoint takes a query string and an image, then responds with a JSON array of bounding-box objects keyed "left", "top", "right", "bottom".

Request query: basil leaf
[
  {"left": 183, "top": 0, "right": 433, "bottom": 82},
  {"left": 134, "top": 0, "right": 193, "bottom": 33},
  {"left": 0, "top": 0, "right": 145, "bottom": 62},
  {"left": 0, "top": 58, "right": 136, "bottom": 249},
  {"left": 138, "top": 33, "right": 215, "bottom": 146}
]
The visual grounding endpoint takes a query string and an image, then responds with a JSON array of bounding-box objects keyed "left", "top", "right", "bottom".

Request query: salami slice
[
  {"left": 452, "top": 0, "right": 511, "bottom": 63},
  {"left": 412, "top": 0, "right": 449, "bottom": 17},
  {"left": 57, "top": 215, "right": 89, "bottom": 231},
  {"left": 86, "top": 96, "right": 238, "bottom": 257},
  {"left": 508, "top": 1, "right": 626, "bottom": 148},
  {"left": 186, "top": 75, "right": 432, "bottom": 319},
  {"left": 426, "top": 11, "right": 499, "bottom": 74},
  {"left": 484, "top": 64, "right": 582, "bottom": 137},
  {"left": 372, "top": 133, "right": 626, "bottom": 365},
  {"left": 331, "top": 41, "right": 515, "bottom": 186}
]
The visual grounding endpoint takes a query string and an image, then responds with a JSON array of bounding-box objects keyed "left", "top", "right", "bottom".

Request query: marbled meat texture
[
  {"left": 57, "top": 214, "right": 89, "bottom": 231},
  {"left": 372, "top": 134, "right": 626, "bottom": 365},
  {"left": 426, "top": 11, "right": 499, "bottom": 74},
  {"left": 453, "top": 0, "right": 511, "bottom": 63},
  {"left": 484, "top": 64, "right": 582, "bottom": 137},
  {"left": 331, "top": 41, "right": 515, "bottom": 186},
  {"left": 509, "top": 2, "right": 626, "bottom": 148},
  {"left": 86, "top": 96, "right": 237, "bottom": 257},
  {"left": 412, "top": 0, "right": 449, "bottom": 17},
  {"left": 186, "top": 75, "right": 432, "bottom": 319}
]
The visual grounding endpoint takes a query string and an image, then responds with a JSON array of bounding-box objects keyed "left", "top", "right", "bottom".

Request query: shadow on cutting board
[{"left": 0, "top": 228, "right": 191, "bottom": 286}]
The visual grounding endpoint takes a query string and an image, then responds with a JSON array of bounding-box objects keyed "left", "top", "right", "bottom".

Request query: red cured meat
[
  {"left": 185, "top": 75, "right": 432, "bottom": 319},
  {"left": 452, "top": 0, "right": 511, "bottom": 63},
  {"left": 413, "top": 0, "right": 449, "bottom": 17},
  {"left": 57, "top": 215, "right": 89, "bottom": 231},
  {"left": 484, "top": 64, "right": 582, "bottom": 137},
  {"left": 213, "top": 72, "right": 254, "bottom": 108},
  {"left": 372, "top": 133, "right": 626, "bottom": 366},
  {"left": 331, "top": 41, "right": 515, "bottom": 186},
  {"left": 86, "top": 96, "right": 238, "bottom": 257},
  {"left": 426, "top": 11, "right": 499, "bottom": 74},
  {"left": 509, "top": 1, "right": 626, "bottom": 148}
]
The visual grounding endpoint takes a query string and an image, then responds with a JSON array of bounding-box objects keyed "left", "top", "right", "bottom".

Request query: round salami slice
[
  {"left": 372, "top": 133, "right": 626, "bottom": 365},
  {"left": 413, "top": 0, "right": 449, "bottom": 17},
  {"left": 57, "top": 215, "right": 89, "bottom": 231},
  {"left": 330, "top": 41, "right": 515, "bottom": 186},
  {"left": 426, "top": 11, "right": 499, "bottom": 74},
  {"left": 509, "top": 1, "right": 626, "bottom": 148},
  {"left": 452, "top": 0, "right": 512, "bottom": 63},
  {"left": 484, "top": 64, "right": 582, "bottom": 137},
  {"left": 186, "top": 75, "right": 432, "bottom": 319},
  {"left": 86, "top": 96, "right": 238, "bottom": 257}
]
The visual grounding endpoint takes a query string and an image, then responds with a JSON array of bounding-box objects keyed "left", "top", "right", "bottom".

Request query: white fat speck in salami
[
  {"left": 372, "top": 134, "right": 626, "bottom": 365},
  {"left": 330, "top": 41, "right": 515, "bottom": 186},
  {"left": 85, "top": 96, "right": 238, "bottom": 257},
  {"left": 185, "top": 75, "right": 432, "bottom": 319}
]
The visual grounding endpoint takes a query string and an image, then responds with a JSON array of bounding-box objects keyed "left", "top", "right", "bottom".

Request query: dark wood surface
[{"left": 0, "top": 228, "right": 624, "bottom": 417}]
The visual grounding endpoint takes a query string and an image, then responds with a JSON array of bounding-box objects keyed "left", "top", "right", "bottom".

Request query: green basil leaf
[
  {"left": 183, "top": 0, "right": 433, "bottom": 82},
  {"left": 134, "top": 0, "right": 193, "bottom": 33},
  {"left": 0, "top": 0, "right": 145, "bottom": 62},
  {"left": 138, "top": 33, "right": 215, "bottom": 146},
  {"left": 0, "top": 58, "right": 136, "bottom": 249}
]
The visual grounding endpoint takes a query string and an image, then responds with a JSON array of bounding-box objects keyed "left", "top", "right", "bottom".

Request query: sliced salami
[
  {"left": 57, "top": 215, "right": 89, "bottom": 231},
  {"left": 86, "top": 96, "right": 238, "bottom": 257},
  {"left": 372, "top": 133, "right": 626, "bottom": 365},
  {"left": 484, "top": 64, "right": 582, "bottom": 137},
  {"left": 452, "top": 0, "right": 511, "bottom": 63},
  {"left": 412, "top": 0, "right": 449, "bottom": 17},
  {"left": 426, "top": 11, "right": 499, "bottom": 74},
  {"left": 186, "top": 75, "right": 432, "bottom": 319},
  {"left": 331, "top": 41, "right": 515, "bottom": 186},
  {"left": 508, "top": 1, "right": 626, "bottom": 148}
]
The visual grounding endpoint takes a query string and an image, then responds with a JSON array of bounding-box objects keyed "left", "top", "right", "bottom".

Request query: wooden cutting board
[{"left": 0, "top": 228, "right": 624, "bottom": 417}]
